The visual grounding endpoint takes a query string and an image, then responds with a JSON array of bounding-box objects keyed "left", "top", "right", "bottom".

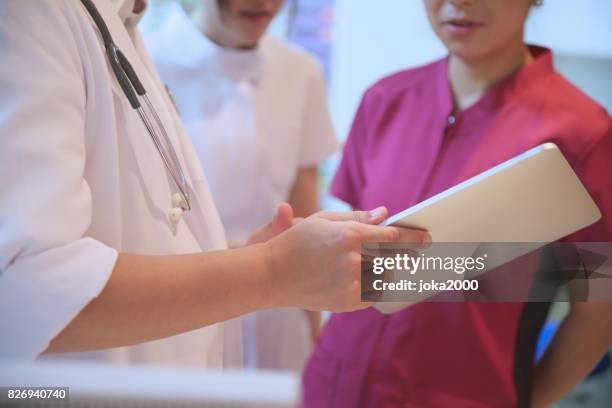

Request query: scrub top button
[{"left": 447, "top": 115, "right": 456, "bottom": 125}]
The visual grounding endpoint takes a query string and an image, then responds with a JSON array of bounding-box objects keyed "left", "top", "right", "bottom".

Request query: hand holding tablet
[{"left": 374, "top": 143, "right": 600, "bottom": 313}]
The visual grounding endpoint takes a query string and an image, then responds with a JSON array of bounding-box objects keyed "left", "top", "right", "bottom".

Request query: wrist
[{"left": 257, "top": 241, "right": 288, "bottom": 309}]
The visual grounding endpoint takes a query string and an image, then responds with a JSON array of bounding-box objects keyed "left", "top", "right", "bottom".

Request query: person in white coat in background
[
  {"left": 145, "top": 0, "right": 335, "bottom": 372},
  {"left": 0, "top": 0, "right": 430, "bottom": 366}
]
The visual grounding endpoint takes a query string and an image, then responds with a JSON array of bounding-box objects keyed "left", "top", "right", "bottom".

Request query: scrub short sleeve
[
  {"left": 566, "top": 126, "right": 612, "bottom": 242},
  {"left": 330, "top": 95, "right": 370, "bottom": 210},
  {"left": 298, "top": 58, "right": 338, "bottom": 167},
  {"left": 0, "top": 1, "right": 118, "bottom": 359}
]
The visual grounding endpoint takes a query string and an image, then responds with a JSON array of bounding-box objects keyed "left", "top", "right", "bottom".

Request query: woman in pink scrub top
[{"left": 303, "top": 1, "right": 612, "bottom": 407}]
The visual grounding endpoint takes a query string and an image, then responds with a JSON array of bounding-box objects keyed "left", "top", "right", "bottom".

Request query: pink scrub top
[{"left": 302, "top": 46, "right": 612, "bottom": 408}]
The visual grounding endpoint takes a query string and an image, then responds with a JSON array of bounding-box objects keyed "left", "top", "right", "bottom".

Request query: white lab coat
[
  {"left": 0, "top": 0, "right": 241, "bottom": 367},
  {"left": 145, "top": 4, "right": 338, "bottom": 372}
]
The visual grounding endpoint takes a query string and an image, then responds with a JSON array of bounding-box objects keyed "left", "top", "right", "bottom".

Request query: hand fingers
[
  {"left": 397, "top": 227, "right": 431, "bottom": 247},
  {"left": 366, "top": 207, "right": 388, "bottom": 225},
  {"left": 316, "top": 206, "right": 388, "bottom": 224},
  {"left": 272, "top": 202, "right": 294, "bottom": 234},
  {"left": 350, "top": 223, "right": 431, "bottom": 246},
  {"left": 246, "top": 203, "right": 294, "bottom": 245},
  {"left": 291, "top": 216, "right": 305, "bottom": 226}
]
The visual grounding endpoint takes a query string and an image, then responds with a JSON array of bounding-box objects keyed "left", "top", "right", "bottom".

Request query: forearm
[
  {"left": 45, "top": 208, "right": 430, "bottom": 353},
  {"left": 531, "top": 304, "right": 612, "bottom": 407},
  {"left": 46, "top": 244, "right": 276, "bottom": 353}
]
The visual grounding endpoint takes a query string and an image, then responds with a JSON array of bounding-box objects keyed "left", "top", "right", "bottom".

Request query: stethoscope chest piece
[
  {"left": 168, "top": 206, "right": 183, "bottom": 223},
  {"left": 169, "top": 192, "right": 187, "bottom": 223}
]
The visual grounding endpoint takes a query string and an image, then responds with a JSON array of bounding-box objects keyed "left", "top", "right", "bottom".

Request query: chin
[
  {"left": 445, "top": 42, "right": 491, "bottom": 62},
  {"left": 237, "top": 31, "right": 265, "bottom": 46}
]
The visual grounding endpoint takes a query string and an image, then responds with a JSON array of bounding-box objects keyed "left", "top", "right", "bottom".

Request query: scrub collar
[
  {"left": 157, "top": 3, "right": 263, "bottom": 86},
  {"left": 438, "top": 45, "right": 555, "bottom": 121}
]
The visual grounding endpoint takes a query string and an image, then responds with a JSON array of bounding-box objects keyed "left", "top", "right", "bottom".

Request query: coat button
[{"left": 169, "top": 207, "right": 183, "bottom": 223}]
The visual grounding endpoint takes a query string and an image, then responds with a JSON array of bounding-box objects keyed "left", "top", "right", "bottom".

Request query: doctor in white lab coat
[
  {"left": 0, "top": 0, "right": 234, "bottom": 366},
  {"left": 146, "top": 1, "right": 337, "bottom": 372},
  {"left": 0, "top": 0, "right": 429, "bottom": 365}
]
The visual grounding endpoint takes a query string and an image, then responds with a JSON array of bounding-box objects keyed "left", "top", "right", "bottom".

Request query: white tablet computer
[
  {"left": 374, "top": 143, "right": 601, "bottom": 313},
  {"left": 382, "top": 143, "right": 600, "bottom": 242}
]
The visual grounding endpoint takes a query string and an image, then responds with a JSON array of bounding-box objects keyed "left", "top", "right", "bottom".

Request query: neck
[{"left": 449, "top": 40, "right": 533, "bottom": 111}]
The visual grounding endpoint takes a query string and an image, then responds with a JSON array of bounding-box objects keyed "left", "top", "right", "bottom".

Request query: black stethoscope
[{"left": 79, "top": 0, "right": 191, "bottom": 222}]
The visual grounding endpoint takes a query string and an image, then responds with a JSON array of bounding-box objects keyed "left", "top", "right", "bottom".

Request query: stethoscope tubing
[{"left": 79, "top": 0, "right": 191, "bottom": 212}]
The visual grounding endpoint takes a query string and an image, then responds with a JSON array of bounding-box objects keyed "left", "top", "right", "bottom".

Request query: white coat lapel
[{"left": 85, "top": 0, "right": 197, "bottom": 213}]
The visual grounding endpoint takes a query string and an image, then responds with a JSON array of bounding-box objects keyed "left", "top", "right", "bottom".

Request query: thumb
[{"left": 271, "top": 202, "right": 294, "bottom": 234}]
